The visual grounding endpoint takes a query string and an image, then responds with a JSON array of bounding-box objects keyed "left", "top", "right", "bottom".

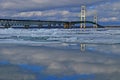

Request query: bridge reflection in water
[
  {"left": 80, "top": 44, "right": 86, "bottom": 52},
  {"left": 0, "top": 19, "right": 103, "bottom": 28}
]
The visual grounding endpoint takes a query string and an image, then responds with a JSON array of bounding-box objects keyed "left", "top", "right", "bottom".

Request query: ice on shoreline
[{"left": 0, "top": 28, "right": 120, "bottom": 44}]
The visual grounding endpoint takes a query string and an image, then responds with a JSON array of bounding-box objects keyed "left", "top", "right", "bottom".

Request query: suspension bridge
[{"left": 0, "top": 6, "right": 103, "bottom": 29}]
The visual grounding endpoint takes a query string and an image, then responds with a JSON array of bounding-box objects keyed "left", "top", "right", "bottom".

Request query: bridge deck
[{"left": 0, "top": 19, "right": 103, "bottom": 28}]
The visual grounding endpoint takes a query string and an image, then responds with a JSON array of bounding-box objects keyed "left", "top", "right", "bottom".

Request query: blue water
[
  {"left": 18, "top": 64, "right": 44, "bottom": 73},
  {"left": 0, "top": 61, "right": 9, "bottom": 65}
]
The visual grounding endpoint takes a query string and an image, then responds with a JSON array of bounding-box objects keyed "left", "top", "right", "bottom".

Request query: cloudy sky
[{"left": 0, "top": 0, "right": 120, "bottom": 25}]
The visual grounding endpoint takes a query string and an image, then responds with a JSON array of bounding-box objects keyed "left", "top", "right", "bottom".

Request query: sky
[{"left": 0, "top": 0, "right": 120, "bottom": 26}]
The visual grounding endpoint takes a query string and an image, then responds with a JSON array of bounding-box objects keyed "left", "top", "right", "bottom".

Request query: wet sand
[{"left": 0, "top": 43, "right": 120, "bottom": 80}]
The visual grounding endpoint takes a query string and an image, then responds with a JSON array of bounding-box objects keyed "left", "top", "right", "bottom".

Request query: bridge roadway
[{"left": 0, "top": 19, "right": 103, "bottom": 28}]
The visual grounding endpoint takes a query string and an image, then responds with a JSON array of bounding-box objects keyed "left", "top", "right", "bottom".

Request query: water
[{"left": 0, "top": 28, "right": 120, "bottom": 80}]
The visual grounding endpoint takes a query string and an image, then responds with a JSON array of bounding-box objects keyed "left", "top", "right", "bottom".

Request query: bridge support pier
[
  {"left": 64, "top": 23, "right": 69, "bottom": 28},
  {"left": 4, "top": 24, "right": 11, "bottom": 28},
  {"left": 48, "top": 24, "right": 51, "bottom": 28},
  {"left": 24, "top": 25, "right": 30, "bottom": 29},
  {"left": 38, "top": 24, "right": 43, "bottom": 28},
  {"left": 71, "top": 24, "right": 75, "bottom": 28},
  {"left": 58, "top": 24, "right": 62, "bottom": 26},
  {"left": 69, "top": 22, "right": 72, "bottom": 28},
  {"left": 64, "top": 23, "right": 72, "bottom": 29},
  {"left": 53, "top": 24, "right": 56, "bottom": 27}
]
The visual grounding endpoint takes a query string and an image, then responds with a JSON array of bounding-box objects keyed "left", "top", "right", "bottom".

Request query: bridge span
[{"left": 0, "top": 19, "right": 103, "bottom": 28}]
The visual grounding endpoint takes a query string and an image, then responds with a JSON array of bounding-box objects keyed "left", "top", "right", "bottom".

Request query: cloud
[
  {"left": 0, "top": 0, "right": 106, "bottom": 11},
  {"left": 91, "top": 1, "right": 120, "bottom": 22},
  {"left": 11, "top": 10, "right": 79, "bottom": 21},
  {"left": 12, "top": 11, "right": 42, "bottom": 17},
  {"left": 100, "top": 17, "right": 118, "bottom": 22}
]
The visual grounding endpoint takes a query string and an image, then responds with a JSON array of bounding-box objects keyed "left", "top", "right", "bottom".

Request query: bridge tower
[
  {"left": 80, "top": 5, "right": 86, "bottom": 28},
  {"left": 93, "top": 12, "right": 98, "bottom": 28}
]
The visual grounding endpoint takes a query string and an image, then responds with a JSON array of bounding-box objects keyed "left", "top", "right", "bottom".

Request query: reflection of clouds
[
  {"left": 87, "top": 44, "right": 120, "bottom": 55},
  {"left": 0, "top": 43, "right": 120, "bottom": 75}
]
